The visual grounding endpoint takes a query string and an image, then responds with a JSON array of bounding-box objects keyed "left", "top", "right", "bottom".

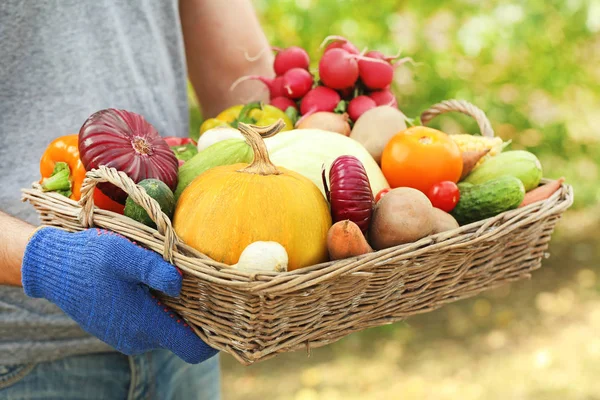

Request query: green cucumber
[
  {"left": 451, "top": 176, "right": 525, "bottom": 225},
  {"left": 124, "top": 179, "right": 175, "bottom": 228},
  {"left": 464, "top": 150, "right": 542, "bottom": 191},
  {"left": 457, "top": 182, "right": 473, "bottom": 191},
  {"left": 175, "top": 138, "right": 253, "bottom": 199}
]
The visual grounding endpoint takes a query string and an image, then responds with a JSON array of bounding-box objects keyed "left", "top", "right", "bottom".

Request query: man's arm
[
  {"left": 0, "top": 211, "right": 35, "bottom": 286},
  {"left": 179, "top": 0, "right": 275, "bottom": 118}
]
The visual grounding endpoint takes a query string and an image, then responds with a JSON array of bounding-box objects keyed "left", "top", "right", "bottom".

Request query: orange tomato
[{"left": 381, "top": 126, "right": 463, "bottom": 194}]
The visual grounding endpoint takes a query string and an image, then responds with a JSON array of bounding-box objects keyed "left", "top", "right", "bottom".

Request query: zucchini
[
  {"left": 124, "top": 179, "right": 175, "bottom": 228},
  {"left": 171, "top": 143, "right": 198, "bottom": 162},
  {"left": 464, "top": 150, "right": 542, "bottom": 191},
  {"left": 451, "top": 176, "right": 525, "bottom": 225},
  {"left": 174, "top": 138, "right": 253, "bottom": 199}
]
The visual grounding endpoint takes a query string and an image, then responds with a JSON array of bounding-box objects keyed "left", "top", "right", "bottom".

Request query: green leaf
[{"left": 334, "top": 100, "right": 347, "bottom": 113}]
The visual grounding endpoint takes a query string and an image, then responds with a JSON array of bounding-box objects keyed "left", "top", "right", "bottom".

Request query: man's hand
[
  {"left": 0, "top": 211, "right": 35, "bottom": 286},
  {"left": 21, "top": 227, "right": 217, "bottom": 364}
]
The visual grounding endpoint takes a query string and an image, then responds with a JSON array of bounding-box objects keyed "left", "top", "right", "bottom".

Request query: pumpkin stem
[{"left": 237, "top": 120, "right": 286, "bottom": 175}]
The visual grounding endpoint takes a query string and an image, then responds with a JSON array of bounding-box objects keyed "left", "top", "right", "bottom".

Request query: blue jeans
[{"left": 0, "top": 350, "right": 220, "bottom": 399}]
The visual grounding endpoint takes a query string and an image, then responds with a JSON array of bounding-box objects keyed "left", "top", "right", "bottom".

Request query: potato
[
  {"left": 430, "top": 207, "right": 459, "bottom": 234},
  {"left": 350, "top": 106, "right": 408, "bottom": 164},
  {"left": 369, "top": 187, "right": 434, "bottom": 250}
]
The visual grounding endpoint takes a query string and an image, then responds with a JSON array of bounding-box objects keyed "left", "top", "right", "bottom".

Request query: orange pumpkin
[{"left": 173, "top": 120, "right": 331, "bottom": 271}]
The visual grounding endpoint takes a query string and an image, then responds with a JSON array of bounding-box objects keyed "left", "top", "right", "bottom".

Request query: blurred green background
[{"left": 188, "top": 0, "right": 600, "bottom": 398}]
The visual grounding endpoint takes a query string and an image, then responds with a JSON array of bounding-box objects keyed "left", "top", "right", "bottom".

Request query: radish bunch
[
  {"left": 232, "top": 35, "right": 413, "bottom": 125},
  {"left": 230, "top": 46, "right": 314, "bottom": 108}
]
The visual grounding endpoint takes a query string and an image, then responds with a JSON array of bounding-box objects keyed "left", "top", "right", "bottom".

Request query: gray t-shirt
[{"left": 0, "top": 0, "right": 189, "bottom": 364}]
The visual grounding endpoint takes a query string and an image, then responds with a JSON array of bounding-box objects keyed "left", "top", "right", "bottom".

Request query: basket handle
[
  {"left": 420, "top": 99, "right": 495, "bottom": 138},
  {"left": 78, "top": 165, "right": 178, "bottom": 263}
]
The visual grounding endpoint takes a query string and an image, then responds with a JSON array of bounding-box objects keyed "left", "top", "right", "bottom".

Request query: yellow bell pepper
[
  {"left": 199, "top": 118, "right": 229, "bottom": 134},
  {"left": 247, "top": 105, "right": 294, "bottom": 129},
  {"left": 199, "top": 102, "right": 293, "bottom": 136},
  {"left": 216, "top": 105, "right": 244, "bottom": 123}
]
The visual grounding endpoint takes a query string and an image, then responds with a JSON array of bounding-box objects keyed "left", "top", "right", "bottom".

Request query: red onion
[
  {"left": 322, "top": 155, "right": 374, "bottom": 233},
  {"left": 78, "top": 108, "right": 179, "bottom": 203}
]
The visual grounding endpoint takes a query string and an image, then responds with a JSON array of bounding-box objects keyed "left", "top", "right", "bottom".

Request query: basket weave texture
[{"left": 21, "top": 100, "right": 574, "bottom": 365}]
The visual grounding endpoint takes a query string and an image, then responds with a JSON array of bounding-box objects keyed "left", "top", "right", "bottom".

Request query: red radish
[
  {"left": 368, "top": 89, "right": 397, "bottom": 107},
  {"left": 230, "top": 75, "right": 285, "bottom": 99},
  {"left": 338, "top": 87, "right": 354, "bottom": 99},
  {"left": 322, "top": 155, "right": 374, "bottom": 233},
  {"left": 282, "top": 68, "right": 313, "bottom": 99},
  {"left": 365, "top": 50, "right": 402, "bottom": 62},
  {"left": 273, "top": 46, "right": 310, "bottom": 75},
  {"left": 358, "top": 56, "right": 394, "bottom": 90},
  {"left": 270, "top": 77, "right": 286, "bottom": 98},
  {"left": 269, "top": 77, "right": 286, "bottom": 98},
  {"left": 299, "top": 86, "right": 341, "bottom": 115},
  {"left": 347, "top": 95, "right": 377, "bottom": 122},
  {"left": 318, "top": 48, "right": 360, "bottom": 89},
  {"left": 320, "top": 35, "right": 360, "bottom": 54},
  {"left": 269, "top": 96, "right": 298, "bottom": 112},
  {"left": 365, "top": 50, "right": 387, "bottom": 60}
]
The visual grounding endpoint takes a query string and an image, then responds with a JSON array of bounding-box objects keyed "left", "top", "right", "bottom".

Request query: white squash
[
  {"left": 197, "top": 127, "right": 243, "bottom": 152},
  {"left": 265, "top": 129, "right": 389, "bottom": 197}
]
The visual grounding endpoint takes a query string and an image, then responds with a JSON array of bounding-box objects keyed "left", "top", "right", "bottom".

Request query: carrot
[
  {"left": 460, "top": 149, "right": 490, "bottom": 180},
  {"left": 519, "top": 177, "right": 565, "bottom": 208},
  {"left": 327, "top": 220, "right": 373, "bottom": 261}
]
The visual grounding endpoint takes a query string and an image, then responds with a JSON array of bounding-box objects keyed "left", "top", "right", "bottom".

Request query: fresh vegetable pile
[{"left": 38, "top": 35, "right": 566, "bottom": 276}]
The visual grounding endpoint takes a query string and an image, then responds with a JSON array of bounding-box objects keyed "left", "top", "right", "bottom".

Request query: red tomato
[
  {"left": 375, "top": 188, "right": 392, "bottom": 203},
  {"left": 427, "top": 181, "right": 460, "bottom": 212},
  {"left": 164, "top": 137, "right": 197, "bottom": 146}
]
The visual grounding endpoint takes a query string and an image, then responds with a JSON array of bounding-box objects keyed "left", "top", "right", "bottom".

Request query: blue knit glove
[{"left": 21, "top": 227, "right": 218, "bottom": 364}]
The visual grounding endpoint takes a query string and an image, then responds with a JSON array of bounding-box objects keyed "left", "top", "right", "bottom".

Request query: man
[{"left": 0, "top": 1, "right": 273, "bottom": 398}]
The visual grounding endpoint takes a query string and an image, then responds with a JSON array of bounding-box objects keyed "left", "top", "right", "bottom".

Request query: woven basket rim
[
  {"left": 21, "top": 97, "right": 575, "bottom": 295},
  {"left": 22, "top": 177, "right": 574, "bottom": 295}
]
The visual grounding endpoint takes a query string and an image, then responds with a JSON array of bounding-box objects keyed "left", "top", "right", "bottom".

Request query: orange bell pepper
[{"left": 39, "top": 135, "right": 125, "bottom": 214}]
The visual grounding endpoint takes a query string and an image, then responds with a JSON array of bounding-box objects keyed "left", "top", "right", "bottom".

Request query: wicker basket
[{"left": 21, "top": 99, "right": 574, "bottom": 365}]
